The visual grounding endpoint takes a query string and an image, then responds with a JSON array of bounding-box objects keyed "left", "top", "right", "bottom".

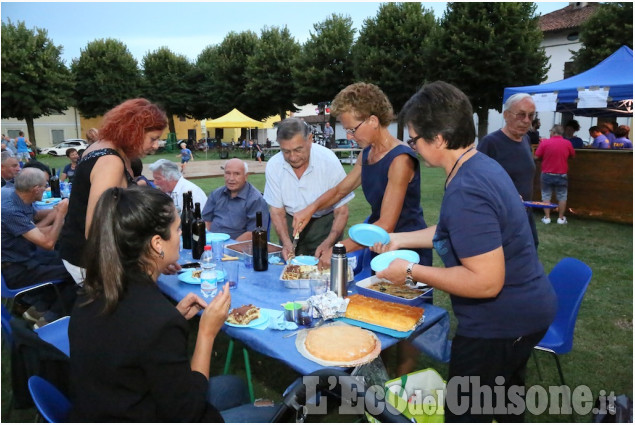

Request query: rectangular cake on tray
[
  {"left": 355, "top": 275, "right": 433, "bottom": 306},
  {"left": 225, "top": 241, "right": 283, "bottom": 262}
]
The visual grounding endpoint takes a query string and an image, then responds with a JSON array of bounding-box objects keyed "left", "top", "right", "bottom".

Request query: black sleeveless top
[{"left": 60, "top": 149, "right": 135, "bottom": 267}]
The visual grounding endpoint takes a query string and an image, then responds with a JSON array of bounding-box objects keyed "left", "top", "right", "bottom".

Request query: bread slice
[{"left": 345, "top": 294, "right": 424, "bottom": 332}]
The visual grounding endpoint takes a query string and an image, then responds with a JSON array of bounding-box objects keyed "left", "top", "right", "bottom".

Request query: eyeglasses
[
  {"left": 345, "top": 119, "right": 366, "bottom": 136},
  {"left": 406, "top": 135, "right": 422, "bottom": 150},
  {"left": 508, "top": 111, "right": 536, "bottom": 121}
]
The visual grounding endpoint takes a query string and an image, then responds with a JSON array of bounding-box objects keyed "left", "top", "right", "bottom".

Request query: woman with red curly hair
[{"left": 60, "top": 98, "right": 168, "bottom": 283}]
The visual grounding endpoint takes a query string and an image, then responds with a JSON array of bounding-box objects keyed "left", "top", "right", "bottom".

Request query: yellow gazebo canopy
[{"left": 205, "top": 108, "right": 267, "bottom": 128}]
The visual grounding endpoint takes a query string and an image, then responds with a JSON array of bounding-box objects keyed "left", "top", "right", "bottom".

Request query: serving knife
[{"left": 289, "top": 230, "right": 300, "bottom": 260}]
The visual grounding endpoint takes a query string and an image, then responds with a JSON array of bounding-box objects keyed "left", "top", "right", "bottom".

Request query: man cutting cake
[{"left": 264, "top": 118, "right": 353, "bottom": 262}]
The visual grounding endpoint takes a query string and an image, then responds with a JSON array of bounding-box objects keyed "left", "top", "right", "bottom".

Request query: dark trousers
[
  {"left": 285, "top": 213, "right": 339, "bottom": 257},
  {"left": 3, "top": 250, "right": 72, "bottom": 289},
  {"left": 2, "top": 251, "right": 77, "bottom": 318},
  {"left": 445, "top": 329, "right": 547, "bottom": 423}
]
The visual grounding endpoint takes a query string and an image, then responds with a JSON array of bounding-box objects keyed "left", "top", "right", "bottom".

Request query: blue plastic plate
[
  {"left": 178, "top": 270, "right": 202, "bottom": 285},
  {"left": 523, "top": 201, "right": 558, "bottom": 209},
  {"left": 348, "top": 223, "right": 390, "bottom": 247},
  {"left": 370, "top": 250, "right": 420, "bottom": 272},
  {"left": 225, "top": 310, "right": 269, "bottom": 328},
  {"left": 34, "top": 198, "right": 61, "bottom": 207},
  {"left": 206, "top": 232, "right": 230, "bottom": 244},
  {"left": 290, "top": 255, "right": 319, "bottom": 266}
]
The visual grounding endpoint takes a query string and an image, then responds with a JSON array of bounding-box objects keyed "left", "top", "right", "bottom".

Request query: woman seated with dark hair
[
  {"left": 69, "top": 186, "right": 278, "bottom": 422},
  {"left": 130, "top": 157, "right": 154, "bottom": 187},
  {"left": 374, "top": 81, "right": 557, "bottom": 422}
]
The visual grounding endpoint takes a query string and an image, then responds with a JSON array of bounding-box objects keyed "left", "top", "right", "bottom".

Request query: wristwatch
[{"left": 405, "top": 262, "right": 415, "bottom": 285}]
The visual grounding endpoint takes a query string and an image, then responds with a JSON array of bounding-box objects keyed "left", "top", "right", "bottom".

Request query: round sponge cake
[{"left": 305, "top": 324, "right": 377, "bottom": 362}]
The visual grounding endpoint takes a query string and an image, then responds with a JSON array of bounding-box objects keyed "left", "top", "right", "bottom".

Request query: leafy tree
[
  {"left": 293, "top": 14, "right": 356, "bottom": 109},
  {"left": 1, "top": 20, "right": 72, "bottom": 147},
  {"left": 351, "top": 3, "right": 437, "bottom": 139},
  {"left": 71, "top": 38, "right": 141, "bottom": 118},
  {"left": 205, "top": 31, "right": 259, "bottom": 118},
  {"left": 570, "top": 2, "right": 633, "bottom": 74},
  {"left": 429, "top": 2, "right": 548, "bottom": 138},
  {"left": 190, "top": 45, "right": 220, "bottom": 120},
  {"left": 245, "top": 26, "right": 300, "bottom": 121},
  {"left": 142, "top": 47, "right": 193, "bottom": 134}
]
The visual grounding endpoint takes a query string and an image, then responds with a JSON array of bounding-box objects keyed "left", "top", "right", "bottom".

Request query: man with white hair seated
[
  {"left": 202, "top": 158, "right": 269, "bottom": 241},
  {"left": 148, "top": 159, "right": 207, "bottom": 211},
  {"left": 1, "top": 151, "right": 20, "bottom": 187}
]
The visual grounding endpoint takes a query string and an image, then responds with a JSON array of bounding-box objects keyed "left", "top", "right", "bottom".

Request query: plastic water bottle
[{"left": 200, "top": 246, "right": 217, "bottom": 298}]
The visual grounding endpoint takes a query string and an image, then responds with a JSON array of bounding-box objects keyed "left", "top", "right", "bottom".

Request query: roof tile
[{"left": 539, "top": 3, "right": 599, "bottom": 33}]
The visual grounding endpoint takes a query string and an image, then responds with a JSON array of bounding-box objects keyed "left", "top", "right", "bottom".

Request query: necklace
[{"left": 444, "top": 146, "right": 475, "bottom": 190}]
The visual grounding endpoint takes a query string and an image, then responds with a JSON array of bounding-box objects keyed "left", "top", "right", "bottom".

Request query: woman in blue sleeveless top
[
  {"left": 292, "top": 82, "right": 431, "bottom": 268},
  {"left": 292, "top": 82, "right": 432, "bottom": 376}
]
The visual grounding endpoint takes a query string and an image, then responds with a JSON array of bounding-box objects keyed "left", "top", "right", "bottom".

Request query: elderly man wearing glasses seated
[{"left": 477, "top": 93, "right": 539, "bottom": 248}]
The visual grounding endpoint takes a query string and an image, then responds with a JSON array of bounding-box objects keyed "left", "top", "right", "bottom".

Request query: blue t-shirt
[
  {"left": 433, "top": 153, "right": 557, "bottom": 338},
  {"left": 361, "top": 144, "right": 432, "bottom": 266},
  {"left": 201, "top": 182, "right": 269, "bottom": 240},
  {"left": 1, "top": 187, "right": 37, "bottom": 263},
  {"left": 181, "top": 148, "right": 192, "bottom": 161},
  {"left": 611, "top": 137, "right": 632, "bottom": 149},
  {"left": 477, "top": 130, "right": 535, "bottom": 201},
  {"left": 566, "top": 136, "right": 584, "bottom": 149},
  {"left": 63, "top": 163, "right": 76, "bottom": 182},
  {"left": 592, "top": 135, "right": 610, "bottom": 149}
]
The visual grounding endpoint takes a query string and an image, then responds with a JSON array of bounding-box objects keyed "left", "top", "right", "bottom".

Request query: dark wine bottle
[
  {"left": 252, "top": 211, "right": 268, "bottom": 271},
  {"left": 49, "top": 168, "right": 61, "bottom": 198},
  {"left": 181, "top": 192, "right": 193, "bottom": 250},
  {"left": 191, "top": 202, "right": 206, "bottom": 259}
]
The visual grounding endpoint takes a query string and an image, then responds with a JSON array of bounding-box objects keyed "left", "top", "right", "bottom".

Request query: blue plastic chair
[
  {"left": 1, "top": 303, "right": 12, "bottom": 346},
  {"left": 534, "top": 257, "right": 592, "bottom": 386},
  {"left": 1, "top": 272, "right": 65, "bottom": 315},
  {"left": 34, "top": 316, "right": 70, "bottom": 357},
  {"left": 28, "top": 375, "right": 72, "bottom": 423}
]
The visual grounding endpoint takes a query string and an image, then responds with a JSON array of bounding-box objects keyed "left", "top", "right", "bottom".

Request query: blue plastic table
[{"left": 157, "top": 246, "right": 451, "bottom": 375}]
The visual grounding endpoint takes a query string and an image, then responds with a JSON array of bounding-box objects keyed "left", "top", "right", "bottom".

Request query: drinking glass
[
  {"left": 309, "top": 273, "right": 329, "bottom": 296},
  {"left": 293, "top": 299, "right": 312, "bottom": 326},
  {"left": 225, "top": 261, "right": 239, "bottom": 289},
  {"left": 212, "top": 240, "right": 225, "bottom": 263},
  {"left": 243, "top": 246, "right": 253, "bottom": 269}
]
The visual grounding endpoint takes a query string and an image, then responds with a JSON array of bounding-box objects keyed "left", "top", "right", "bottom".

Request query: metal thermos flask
[{"left": 330, "top": 244, "right": 348, "bottom": 297}]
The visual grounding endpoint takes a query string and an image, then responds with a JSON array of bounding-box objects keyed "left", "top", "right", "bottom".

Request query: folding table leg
[
  {"left": 242, "top": 347, "right": 255, "bottom": 403},
  {"left": 223, "top": 338, "right": 235, "bottom": 375},
  {"left": 222, "top": 338, "right": 255, "bottom": 403}
]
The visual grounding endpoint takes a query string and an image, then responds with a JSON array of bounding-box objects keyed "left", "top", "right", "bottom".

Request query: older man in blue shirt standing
[{"left": 202, "top": 158, "right": 269, "bottom": 241}]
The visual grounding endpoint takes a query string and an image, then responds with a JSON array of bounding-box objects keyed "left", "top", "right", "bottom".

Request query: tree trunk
[
  {"left": 26, "top": 117, "right": 37, "bottom": 148},
  {"left": 476, "top": 108, "right": 489, "bottom": 140},
  {"left": 168, "top": 114, "right": 176, "bottom": 135},
  {"left": 279, "top": 109, "right": 286, "bottom": 122}
]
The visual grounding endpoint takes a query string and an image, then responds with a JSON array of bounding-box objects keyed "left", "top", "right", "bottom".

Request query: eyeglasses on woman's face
[
  {"left": 406, "top": 135, "right": 423, "bottom": 150},
  {"left": 345, "top": 119, "right": 367, "bottom": 136}
]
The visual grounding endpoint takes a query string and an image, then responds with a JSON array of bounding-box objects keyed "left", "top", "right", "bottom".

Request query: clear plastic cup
[{"left": 225, "top": 261, "right": 239, "bottom": 289}]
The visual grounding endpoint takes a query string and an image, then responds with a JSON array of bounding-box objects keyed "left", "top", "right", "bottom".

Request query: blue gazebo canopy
[{"left": 503, "top": 46, "right": 633, "bottom": 117}]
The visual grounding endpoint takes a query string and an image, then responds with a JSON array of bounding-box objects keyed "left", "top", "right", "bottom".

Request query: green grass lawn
[{"left": 2, "top": 154, "right": 632, "bottom": 422}]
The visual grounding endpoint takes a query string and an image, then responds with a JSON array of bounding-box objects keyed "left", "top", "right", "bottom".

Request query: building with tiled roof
[
  {"left": 539, "top": 2, "right": 599, "bottom": 33},
  {"left": 539, "top": 2, "right": 600, "bottom": 83}
]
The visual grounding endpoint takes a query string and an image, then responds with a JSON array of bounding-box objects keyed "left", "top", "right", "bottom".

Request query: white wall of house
[
  {"left": 483, "top": 27, "right": 632, "bottom": 144},
  {"left": 1, "top": 108, "right": 82, "bottom": 147}
]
